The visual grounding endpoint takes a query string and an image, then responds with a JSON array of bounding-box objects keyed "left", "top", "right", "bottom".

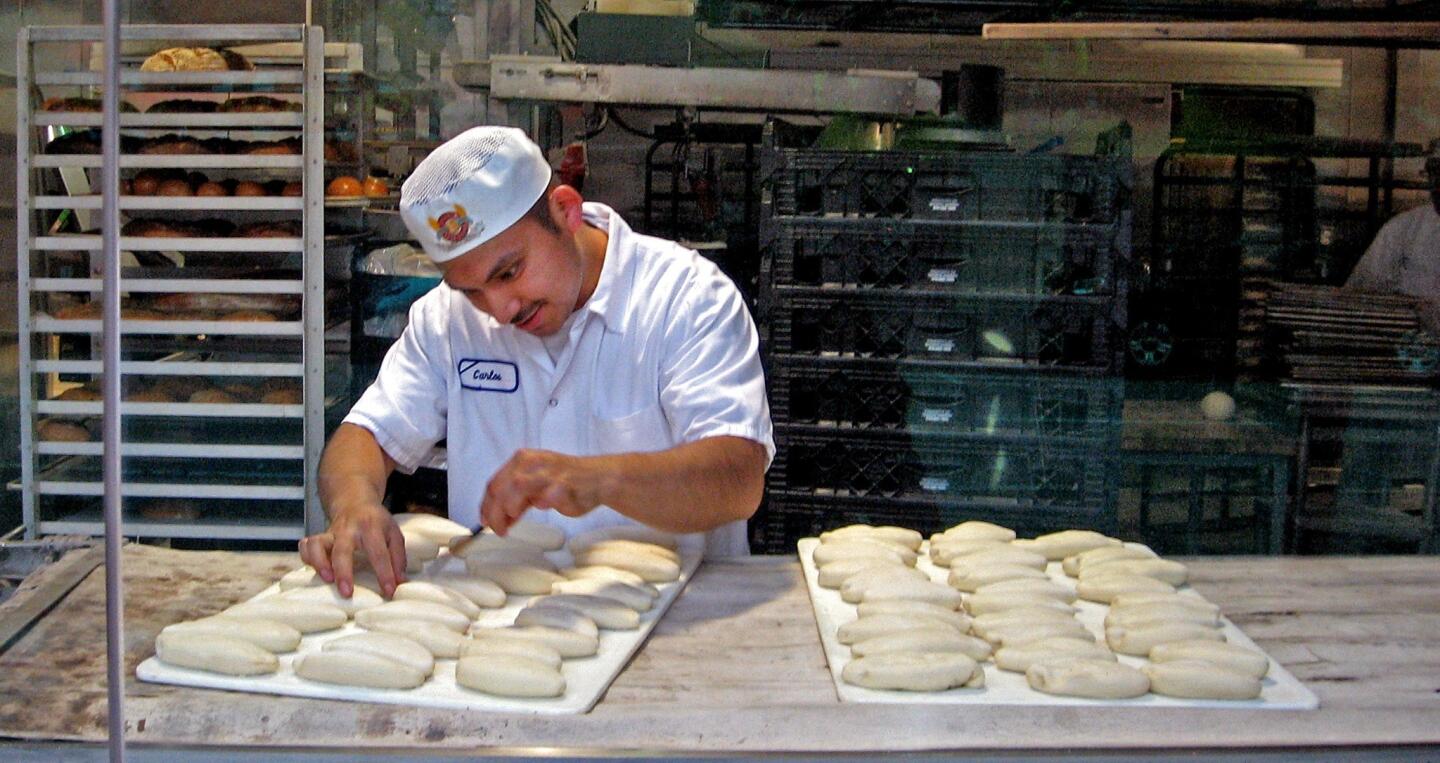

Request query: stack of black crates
[{"left": 751, "top": 119, "right": 1133, "bottom": 553}]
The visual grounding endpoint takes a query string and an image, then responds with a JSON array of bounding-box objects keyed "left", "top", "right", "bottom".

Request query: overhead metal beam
[
  {"left": 982, "top": 21, "right": 1440, "bottom": 48},
  {"left": 471, "top": 56, "right": 940, "bottom": 116}
]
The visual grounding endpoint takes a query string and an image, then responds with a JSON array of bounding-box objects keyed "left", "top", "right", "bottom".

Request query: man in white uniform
[
  {"left": 1344, "top": 141, "right": 1440, "bottom": 332},
  {"left": 300, "top": 127, "right": 773, "bottom": 596},
  {"left": 1332, "top": 141, "right": 1440, "bottom": 520}
]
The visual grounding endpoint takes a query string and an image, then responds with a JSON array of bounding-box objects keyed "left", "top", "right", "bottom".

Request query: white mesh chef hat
[{"left": 399, "top": 126, "right": 553, "bottom": 263}]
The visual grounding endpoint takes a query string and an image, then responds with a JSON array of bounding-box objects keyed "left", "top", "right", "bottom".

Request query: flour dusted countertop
[{"left": 0, "top": 546, "right": 1436, "bottom": 754}]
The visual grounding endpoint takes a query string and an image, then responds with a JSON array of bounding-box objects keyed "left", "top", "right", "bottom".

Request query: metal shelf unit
[
  {"left": 16, "top": 24, "right": 327, "bottom": 541},
  {"left": 1138, "top": 137, "right": 1431, "bottom": 382},
  {"left": 751, "top": 119, "right": 1132, "bottom": 552}
]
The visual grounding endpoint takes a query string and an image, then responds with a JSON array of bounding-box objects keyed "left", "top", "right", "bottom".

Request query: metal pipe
[{"left": 99, "top": 3, "right": 127, "bottom": 761}]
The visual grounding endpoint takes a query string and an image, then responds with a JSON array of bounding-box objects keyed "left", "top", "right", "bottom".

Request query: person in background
[
  {"left": 1332, "top": 139, "right": 1440, "bottom": 530},
  {"left": 1344, "top": 139, "right": 1440, "bottom": 333},
  {"left": 299, "top": 126, "right": 773, "bottom": 596}
]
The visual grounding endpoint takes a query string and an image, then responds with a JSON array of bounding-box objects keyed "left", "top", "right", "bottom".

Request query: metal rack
[
  {"left": 16, "top": 24, "right": 327, "bottom": 541},
  {"left": 752, "top": 118, "right": 1132, "bottom": 552},
  {"left": 1138, "top": 137, "right": 1430, "bottom": 382}
]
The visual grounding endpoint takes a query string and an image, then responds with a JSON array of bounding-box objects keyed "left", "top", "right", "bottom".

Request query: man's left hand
[{"left": 480, "top": 448, "right": 606, "bottom": 535}]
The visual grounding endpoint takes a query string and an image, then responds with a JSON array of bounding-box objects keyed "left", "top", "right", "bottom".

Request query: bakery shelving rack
[
  {"left": 751, "top": 118, "right": 1133, "bottom": 552},
  {"left": 16, "top": 24, "right": 328, "bottom": 541}
]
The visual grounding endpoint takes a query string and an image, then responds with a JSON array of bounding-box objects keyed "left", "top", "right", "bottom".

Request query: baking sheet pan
[
  {"left": 137, "top": 537, "right": 702, "bottom": 714},
  {"left": 798, "top": 537, "right": 1318, "bottom": 709}
]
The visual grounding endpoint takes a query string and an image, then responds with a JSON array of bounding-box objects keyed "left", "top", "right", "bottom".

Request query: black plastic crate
[
  {"left": 760, "top": 288, "right": 1121, "bottom": 370},
  {"left": 760, "top": 218, "right": 1122, "bottom": 297},
  {"left": 761, "top": 123, "right": 1128, "bottom": 224},
  {"left": 767, "top": 355, "right": 1122, "bottom": 439},
  {"left": 749, "top": 491, "right": 1114, "bottom": 555},
  {"left": 769, "top": 426, "right": 1115, "bottom": 509}
]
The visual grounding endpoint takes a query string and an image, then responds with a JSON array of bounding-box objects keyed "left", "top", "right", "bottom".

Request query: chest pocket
[{"left": 593, "top": 404, "right": 671, "bottom": 455}]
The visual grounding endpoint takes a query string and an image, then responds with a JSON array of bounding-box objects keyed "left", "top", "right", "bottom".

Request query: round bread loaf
[
  {"left": 139, "top": 135, "right": 207, "bottom": 155},
  {"left": 260, "top": 387, "right": 302, "bottom": 405},
  {"left": 37, "top": 419, "right": 91, "bottom": 442},
  {"left": 125, "top": 388, "right": 175, "bottom": 403},
  {"left": 146, "top": 99, "right": 219, "bottom": 113},
  {"left": 189, "top": 388, "right": 238, "bottom": 404},
  {"left": 156, "top": 178, "right": 193, "bottom": 196},
  {"left": 219, "top": 96, "right": 298, "bottom": 113},
  {"left": 140, "top": 500, "right": 200, "bottom": 521},
  {"left": 220, "top": 310, "right": 278, "bottom": 322},
  {"left": 56, "top": 386, "right": 102, "bottom": 401}
]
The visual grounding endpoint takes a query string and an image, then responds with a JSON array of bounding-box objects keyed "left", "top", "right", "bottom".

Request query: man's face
[{"left": 438, "top": 207, "right": 585, "bottom": 337}]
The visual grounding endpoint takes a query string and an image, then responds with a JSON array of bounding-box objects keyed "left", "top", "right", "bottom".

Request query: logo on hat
[{"left": 428, "top": 204, "right": 480, "bottom": 245}]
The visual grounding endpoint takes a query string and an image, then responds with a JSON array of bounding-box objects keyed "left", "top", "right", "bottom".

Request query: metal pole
[{"left": 100, "top": 4, "right": 127, "bottom": 761}]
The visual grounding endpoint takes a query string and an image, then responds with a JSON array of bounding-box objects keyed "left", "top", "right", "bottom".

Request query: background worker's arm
[
  {"left": 480, "top": 435, "right": 768, "bottom": 535},
  {"left": 300, "top": 423, "right": 407, "bottom": 597}
]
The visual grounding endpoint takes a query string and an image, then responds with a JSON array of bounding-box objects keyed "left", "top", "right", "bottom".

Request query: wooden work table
[{"left": 1, "top": 545, "right": 1438, "bottom": 756}]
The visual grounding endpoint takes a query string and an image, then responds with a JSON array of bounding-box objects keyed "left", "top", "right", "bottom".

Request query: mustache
[{"left": 511, "top": 303, "right": 540, "bottom": 325}]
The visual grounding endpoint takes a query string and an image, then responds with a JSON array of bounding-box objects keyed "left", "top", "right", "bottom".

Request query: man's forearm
[
  {"left": 317, "top": 423, "right": 397, "bottom": 521},
  {"left": 591, "top": 436, "right": 767, "bottom": 533}
]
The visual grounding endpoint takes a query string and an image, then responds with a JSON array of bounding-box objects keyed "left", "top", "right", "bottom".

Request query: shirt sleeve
[
  {"left": 1345, "top": 215, "right": 1406, "bottom": 292},
  {"left": 658, "top": 260, "right": 776, "bottom": 467},
  {"left": 343, "top": 291, "right": 450, "bottom": 473}
]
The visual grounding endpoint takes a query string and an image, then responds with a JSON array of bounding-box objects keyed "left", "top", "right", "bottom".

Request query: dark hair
[{"left": 523, "top": 181, "right": 562, "bottom": 234}]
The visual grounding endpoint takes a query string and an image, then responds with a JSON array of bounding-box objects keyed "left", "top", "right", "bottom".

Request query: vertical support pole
[
  {"left": 1380, "top": 43, "right": 1397, "bottom": 217},
  {"left": 304, "top": 25, "right": 327, "bottom": 534},
  {"left": 17, "top": 28, "right": 36, "bottom": 540},
  {"left": 100, "top": 9, "right": 128, "bottom": 762},
  {"left": 1270, "top": 457, "right": 1289, "bottom": 555},
  {"left": 1291, "top": 412, "right": 1311, "bottom": 554}
]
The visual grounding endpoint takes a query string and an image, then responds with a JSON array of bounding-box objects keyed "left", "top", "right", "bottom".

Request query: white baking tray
[
  {"left": 798, "top": 538, "right": 1318, "bottom": 709},
  {"left": 137, "top": 538, "right": 703, "bottom": 714}
]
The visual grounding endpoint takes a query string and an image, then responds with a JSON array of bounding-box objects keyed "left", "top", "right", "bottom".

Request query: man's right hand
[{"left": 298, "top": 503, "right": 408, "bottom": 598}]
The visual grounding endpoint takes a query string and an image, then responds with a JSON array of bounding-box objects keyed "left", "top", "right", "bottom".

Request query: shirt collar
[{"left": 577, "top": 202, "right": 635, "bottom": 335}]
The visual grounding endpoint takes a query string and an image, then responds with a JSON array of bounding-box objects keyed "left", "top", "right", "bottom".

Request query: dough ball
[
  {"left": 456, "top": 655, "right": 564, "bottom": 698},
  {"left": 842, "top": 652, "right": 981, "bottom": 692},
  {"left": 1143, "top": 659, "right": 1262, "bottom": 700},
  {"left": 1026, "top": 657, "right": 1149, "bottom": 699},
  {"left": 1200, "top": 391, "right": 1236, "bottom": 421}
]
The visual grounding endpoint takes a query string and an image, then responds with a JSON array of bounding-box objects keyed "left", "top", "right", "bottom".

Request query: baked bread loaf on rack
[
  {"left": 42, "top": 97, "right": 137, "bottom": 112},
  {"left": 140, "top": 47, "right": 252, "bottom": 72},
  {"left": 138, "top": 134, "right": 208, "bottom": 155},
  {"left": 219, "top": 96, "right": 300, "bottom": 113},
  {"left": 146, "top": 98, "right": 220, "bottom": 113}
]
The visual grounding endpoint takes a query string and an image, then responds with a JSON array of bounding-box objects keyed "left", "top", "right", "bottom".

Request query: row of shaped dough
[
  {"left": 154, "top": 514, "right": 683, "bottom": 700},
  {"left": 812, "top": 522, "right": 1270, "bottom": 701}
]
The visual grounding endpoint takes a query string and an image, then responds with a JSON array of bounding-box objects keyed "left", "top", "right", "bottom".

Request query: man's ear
[{"left": 547, "top": 185, "right": 584, "bottom": 231}]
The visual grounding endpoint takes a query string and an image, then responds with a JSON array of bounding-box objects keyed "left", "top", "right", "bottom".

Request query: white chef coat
[
  {"left": 344, "top": 203, "right": 774, "bottom": 556},
  {"left": 1345, "top": 204, "right": 1440, "bottom": 332}
]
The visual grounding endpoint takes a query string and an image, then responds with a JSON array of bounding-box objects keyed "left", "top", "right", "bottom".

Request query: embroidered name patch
[{"left": 457, "top": 358, "right": 518, "bottom": 392}]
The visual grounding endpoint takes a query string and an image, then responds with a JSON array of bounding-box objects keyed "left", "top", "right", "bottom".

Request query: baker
[
  {"left": 300, "top": 126, "right": 773, "bottom": 596},
  {"left": 1344, "top": 139, "right": 1440, "bottom": 332}
]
